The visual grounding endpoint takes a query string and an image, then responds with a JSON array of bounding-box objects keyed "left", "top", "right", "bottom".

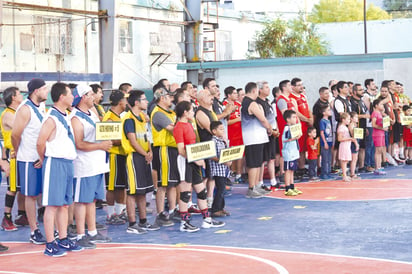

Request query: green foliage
[
  {"left": 384, "top": 0, "right": 412, "bottom": 18},
  {"left": 309, "top": 0, "right": 391, "bottom": 23},
  {"left": 253, "top": 15, "right": 330, "bottom": 58}
]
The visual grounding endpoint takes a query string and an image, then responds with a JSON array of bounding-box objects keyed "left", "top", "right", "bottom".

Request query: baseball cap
[
  {"left": 72, "top": 83, "right": 92, "bottom": 107},
  {"left": 27, "top": 79, "right": 46, "bottom": 94},
  {"left": 153, "top": 88, "right": 175, "bottom": 100}
]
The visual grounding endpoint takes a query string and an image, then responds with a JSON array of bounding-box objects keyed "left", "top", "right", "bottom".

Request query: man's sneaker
[
  {"left": 406, "top": 159, "right": 412, "bottom": 165},
  {"left": 309, "top": 177, "right": 320, "bottom": 182},
  {"left": 366, "top": 166, "right": 375, "bottom": 172},
  {"left": 211, "top": 210, "right": 227, "bottom": 217},
  {"left": 118, "top": 209, "right": 128, "bottom": 222},
  {"left": 0, "top": 243, "right": 9, "bottom": 252},
  {"left": 37, "top": 207, "right": 45, "bottom": 223},
  {"left": 201, "top": 217, "right": 225, "bottom": 229},
  {"left": 57, "top": 238, "right": 84, "bottom": 252},
  {"left": 260, "top": 185, "right": 272, "bottom": 193},
  {"left": 127, "top": 223, "right": 147, "bottom": 234},
  {"left": 67, "top": 224, "right": 77, "bottom": 240},
  {"left": 95, "top": 222, "right": 107, "bottom": 231},
  {"left": 169, "top": 209, "right": 182, "bottom": 223},
  {"left": 76, "top": 235, "right": 96, "bottom": 249},
  {"left": 106, "top": 214, "right": 126, "bottom": 225},
  {"left": 30, "top": 229, "right": 46, "bottom": 245},
  {"left": 292, "top": 188, "right": 303, "bottom": 195},
  {"left": 1, "top": 217, "right": 17, "bottom": 232},
  {"left": 188, "top": 204, "right": 202, "bottom": 215},
  {"left": 155, "top": 212, "right": 174, "bottom": 227},
  {"left": 374, "top": 169, "right": 386, "bottom": 175},
  {"left": 14, "top": 214, "right": 29, "bottom": 227},
  {"left": 44, "top": 241, "right": 67, "bottom": 257},
  {"left": 246, "top": 189, "right": 263, "bottom": 199},
  {"left": 88, "top": 232, "right": 111, "bottom": 243},
  {"left": 180, "top": 221, "right": 200, "bottom": 233},
  {"left": 270, "top": 184, "right": 285, "bottom": 191},
  {"left": 138, "top": 222, "right": 160, "bottom": 231},
  {"left": 284, "top": 189, "right": 298, "bottom": 196}
]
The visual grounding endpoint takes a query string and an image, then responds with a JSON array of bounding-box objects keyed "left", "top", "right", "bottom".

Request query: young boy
[
  {"left": 209, "top": 121, "right": 231, "bottom": 217},
  {"left": 281, "top": 110, "right": 302, "bottom": 196},
  {"left": 319, "top": 105, "right": 334, "bottom": 179},
  {"left": 306, "top": 127, "right": 319, "bottom": 181}
]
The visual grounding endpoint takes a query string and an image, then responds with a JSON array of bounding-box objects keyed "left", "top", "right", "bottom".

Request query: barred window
[{"left": 33, "top": 16, "right": 72, "bottom": 55}]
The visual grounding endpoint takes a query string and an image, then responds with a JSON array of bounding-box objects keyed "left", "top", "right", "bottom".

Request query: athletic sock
[
  {"left": 201, "top": 208, "right": 210, "bottom": 219},
  {"left": 257, "top": 181, "right": 263, "bottom": 187},
  {"left": 88, "top": 230, "right": 97, "bottom": 237},
  {"left": 18, "top": 210, "right": 26, "bottom": 216},
  {"left": 290, "top": 184, "right": 295, "bottom": 190},
  {"left": 179, "top": 211, "right": 190, "bottom": 221},
  {"left": 139, "top": 218, "right": 147, "bottom": 224},
  {"left": 285, "top": 186, "right": 290, "bottom": 191},
  {"left": 248, "top": 187, "right": 253, "bottom": 191},
  {"left": 114, "top": 203, "right": 125, "bottom": 215},
  {"left": 129, "top": 221, "right": 136, "bottom": 227},
  {"left": 168, "top": 209, "right": 175, "bottom": 214},
  {"left": 77, "top": 234, "right": 85, "bottom": 240},
  {"left": 107, "top": 205, "right": 115, "bottom": 217},
  {"left": 270, "top": 178, "right": 277, "bottom": 186}
]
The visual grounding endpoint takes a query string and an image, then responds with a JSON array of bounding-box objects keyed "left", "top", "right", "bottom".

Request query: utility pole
[{"left": 363, "top": 0, "right": 368, "bottom": 54}]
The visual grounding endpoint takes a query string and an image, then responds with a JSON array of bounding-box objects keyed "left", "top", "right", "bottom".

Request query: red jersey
[
  {"left": 289, "top": 92, "right": 310, "bottom": 119},
  {"left": 223, "top": 100, "right": 243, "bottom": 146},
  {"left": 173, "top": 121, "right": 196, "bottom": 146},
  {"left": 306, "top": 137, "right": 318, "bottom": 160}
]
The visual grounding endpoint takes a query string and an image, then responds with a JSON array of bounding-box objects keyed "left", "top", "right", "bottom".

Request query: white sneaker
[{"left": 201, "top": 217, "right": 225, "bottom": 229}]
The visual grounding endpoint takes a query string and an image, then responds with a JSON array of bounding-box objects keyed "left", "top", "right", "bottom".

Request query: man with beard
[{"left": 363, "top": 79, "right": 378, "bottom": 172}]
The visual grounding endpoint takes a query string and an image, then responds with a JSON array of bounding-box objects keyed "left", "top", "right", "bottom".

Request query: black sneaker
[
  {"left": 30, "top": 229, "right": 46, "bottom": 245},
  {"left": 138, "top": 222, "right": 160, "bottom": 231},
  {"left": 180, "top": 221, "right": 199, "bottom": 233},
  {"left": 76, "top": 235, "right": 96, "bottom": 249},
  {"left": 155, "top": 212, "right": 174, "bottom": 227},
  {"left": 0, "top": 243, "right": 9, "bottom": 252},
  {"left": 88, "top": 232, "right": 111, "bottom": 243}
]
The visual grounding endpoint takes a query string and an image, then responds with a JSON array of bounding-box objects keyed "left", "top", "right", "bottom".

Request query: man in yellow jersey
[
  {"left": 102, "top": 91, "right": 128, "bottom": 225},
  {"left": 122, "top": 90, "right": 158, "bottom": 234},
  {"left": 1, "top": 87, "right": 25, "bottom": 231},
  {"left": 151, "top": 87, "right": 179, "bottom": 226}
]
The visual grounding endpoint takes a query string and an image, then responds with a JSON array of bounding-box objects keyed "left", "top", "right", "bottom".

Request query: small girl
[
  {"left": 348, "top": 112, "right": 360, "bottom": 179},
  {"left": 371, "top": 98, "right": 388, "bottom": 175},
  {"left": 337, "top": 112, "right": 355, "bottom": 182}
]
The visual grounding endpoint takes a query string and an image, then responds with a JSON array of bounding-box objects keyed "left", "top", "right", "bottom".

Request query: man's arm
[
  {"left": 11, "top": 105, "right": 30, "bottom": 156},
  {"left": 71, "top": 117, "right": 112, "bottom": 152},
  {"left": 249, "top": 102, "right": 272, "bottom": 132},
  {"left": 36, "top": 118, "right": 56, "bottom": 163},
  {"left": 196, "top": 111, "right": 212, "bottom": 133}
]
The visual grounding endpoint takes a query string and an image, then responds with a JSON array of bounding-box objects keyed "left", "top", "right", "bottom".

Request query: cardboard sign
[
  {"left": 354, "top": 128, "right": 364, "bottom": 139},
  {"left": 186, "top": 141, "right": 216, "bottom": 162},
  {"left": 95, "top": 122, "right": 122, "bottom": 141},
  {"left": 290, "top": 123, "right": 302, "bottom": 139},
  {"left": 401, "top": 115, "right": 412, "bottom": 126},
  {"left": 382, "top": 116, "right": 390, "bottom": 128},
  {"left": 219, "top": 145, "right": 245, "bottom": 164}
]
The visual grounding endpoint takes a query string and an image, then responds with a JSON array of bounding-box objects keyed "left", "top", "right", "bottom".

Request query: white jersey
[
  {"left": 16, "top": 99, "right": 46, "bottom": 162},
  {"left": 70, "top": 108, "right": 109, "bottom": 178},
  {"left": 44, "top": 107, "right": 77, "bottom": 160}
]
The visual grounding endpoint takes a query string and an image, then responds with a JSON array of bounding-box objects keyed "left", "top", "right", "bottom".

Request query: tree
[
  {"left": 309, "top": 0, "right": 391, "bottom": 23},
  {"left": 253, "top": 15, "right": 330, "bottom": 58},
  {"left": 384, "top": 0, "right": 412, "bottom": 18}
]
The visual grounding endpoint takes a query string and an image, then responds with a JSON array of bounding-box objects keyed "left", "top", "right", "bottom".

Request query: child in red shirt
[{"left": 306, "top": 127, "right": 320, "bottom": 181}]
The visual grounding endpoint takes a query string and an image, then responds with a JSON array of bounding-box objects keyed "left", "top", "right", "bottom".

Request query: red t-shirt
[
  {"left": 173, "top": 121, "right": 196, "bottom": 146},
  {"left": 223, "top": 100, "right": 242, "bottom": 144},
  {"left": 306, "top": 137, "right": 318, "bottom": 160}
]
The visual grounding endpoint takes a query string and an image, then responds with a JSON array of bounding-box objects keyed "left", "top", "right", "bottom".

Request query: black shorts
[
  {"left": 177, "top": 155, "right": 203, "bottom": 185},
  {"left": 284, "top": 159, "right": 298, "bottom": 171},
  {"left": 245, "top": 143, "right": 265, "bottom": 168},
  {"left": 152, "top": 146, "right": 180, "bottom": 188},
  {"left": 263, "top": 136, "right": 276, "bottom": 162},
  {"left": 275, "top": 137, "right": 280, "bottom": 155},
  {"left": 125, "top": 152, "right": 154, "bottom": 195},
  {"left": 392, "top": 122, "right": 402, "bottom": 143},
  {"left": 105, "top": 154, "right": 127, "bottom": 190}
]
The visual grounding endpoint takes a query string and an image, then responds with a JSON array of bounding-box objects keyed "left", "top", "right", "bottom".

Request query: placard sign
[
  {"left": 95, "top": 122, "right": 122, "bottom": 141},
  {"left": 354, "top": 128, "right": 364, "bottom": 139},
  {"left": 219, "top": 145, "right": 245, "bottom": 164},
  {"left": 382, "top": 116, "right": 390, "bottom": 128},
  {"left": 186, "top": 141, "right": 216, "bottom": 162},
  {"left": 401, "top": 115, "right": 412, "bottom": 126},
  {"left": 290, "top": 123, "right": 302, "bottom": 139}
]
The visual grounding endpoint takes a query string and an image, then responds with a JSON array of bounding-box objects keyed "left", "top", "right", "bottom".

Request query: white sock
[
  {"left": 107, "top": 205, "right": 115, "bottom": 217},
  {"left": 187, "top": 201, "right": 193, "bottom": 208},
  {"left": 114, "top": 203, "right": 125, "bottom": 215},
  {"left": 169, "top": 209, "right": 175, "bottom": 214},
  {"left": 270, "top": 178, "right": 277, "bottom": 186},
  {"left": 88, "top": 230, "right": 97, "bottom": 237},
  {"left": 77, "top": 234, "right": 85, "bottom": 240},
  {"left": 257, "top": 181, "right": 263, "bottom": 187}
]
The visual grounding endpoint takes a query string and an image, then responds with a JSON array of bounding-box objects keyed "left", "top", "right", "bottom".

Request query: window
[
  {"left": 33, "top": 16, "right": 72, "bottom": 55},
  {"left": 119, "top": 21, "right": 133, "bottom": 53}
]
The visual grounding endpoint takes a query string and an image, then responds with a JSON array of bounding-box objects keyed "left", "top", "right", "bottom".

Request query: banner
[
  {"left": 186, "top": 141, "right": 216, "bottom": 162},
  {"left": 219, "top": 145, "right": 245, "bottom": 164},
  {"left": 354, "top": 128, "right": 364, "bottom": 139},
  {"left": 382, "top": 116, "right": 390, "bottom": 128},
  {"left": 95, "top": 122, "right": 122, "bottom": 141},
  {"left": 290, "top": 123, "right": 302, "bottom": 139}
]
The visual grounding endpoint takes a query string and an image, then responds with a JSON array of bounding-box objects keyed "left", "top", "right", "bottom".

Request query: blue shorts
[
  {"left": 284, "top": 160, "right": 298, "bottom": 171},
  {"left": 18, "top": 161, "right": 42, "bottom": 196},
  {"left": 73, "top": 174, "right": 105, "bottom": 203},
  {"left": 42, "top": 157, "right": 74, "bottom": 206}
]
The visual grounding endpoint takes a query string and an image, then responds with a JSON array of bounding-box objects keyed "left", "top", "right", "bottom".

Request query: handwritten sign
[
  {"left": 186, "top": 141, "right": 216, "bottom": 162},
  {"left": 95, "top": 122, "right": 122, "bottom": 141},
  {"left": 354, "top": 128, "right": 364, "bottom": 139},
  {"left": 290, "top": 123, "right": 302, "bottom": 139},
  {"left": 382, "top": 116, "right": 390, "bottom": 128},
  {"left": 219, "top": 145, "right": 245, "bottom": 164},
  {"left": 401, "top": 115, "right": 412, "bottom": 126}
]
